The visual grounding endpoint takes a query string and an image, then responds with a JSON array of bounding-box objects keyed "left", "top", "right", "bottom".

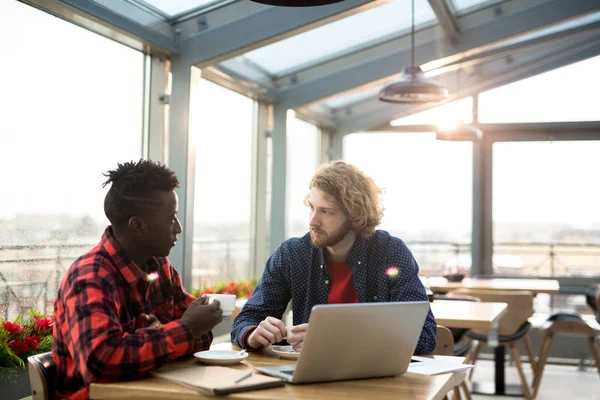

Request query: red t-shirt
[{"left": 326, "top": 259, "right": 358, "bottom": 304}]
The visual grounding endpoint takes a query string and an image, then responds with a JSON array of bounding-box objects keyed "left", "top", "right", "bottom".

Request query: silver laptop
[{"left": 255, "top": 301, "right": 430, "bottom": 384}]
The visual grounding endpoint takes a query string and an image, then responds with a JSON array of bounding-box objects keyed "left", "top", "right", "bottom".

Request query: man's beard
[{"left": 310, "top": 220, "right": 353, "bottom": 248}]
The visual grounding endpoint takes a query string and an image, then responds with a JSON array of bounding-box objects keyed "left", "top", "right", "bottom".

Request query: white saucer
[
  {"left": 194, "top": 350, "right": 248, "bottom": 365},
  {"left": 271, "top": 345, "right": 301, "bottom": 360}
]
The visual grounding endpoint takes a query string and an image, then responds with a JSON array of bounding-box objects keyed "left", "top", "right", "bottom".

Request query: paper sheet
[{"left": 407, "top": 356, "right": 476, "bottom": 376}]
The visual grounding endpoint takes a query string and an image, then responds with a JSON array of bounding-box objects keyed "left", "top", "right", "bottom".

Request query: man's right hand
[
  {"left": 181, "top": 296, "right": 223, "bottom": 339},
  {"left": 247, "top": 317, "right": 287, "bottom": 349}
]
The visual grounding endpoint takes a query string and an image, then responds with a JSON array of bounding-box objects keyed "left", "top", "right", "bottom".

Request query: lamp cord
[{"left": 411, "top": 0, "right": 415, "bottom": 67}]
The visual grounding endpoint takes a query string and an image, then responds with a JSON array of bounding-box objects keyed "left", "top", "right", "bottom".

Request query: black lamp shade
[
  {"left": 379, "top": 66, "right": 449, "bottom": 104},
  {"left": 251, "top": 0, "right": 344, "bottom": 6}
]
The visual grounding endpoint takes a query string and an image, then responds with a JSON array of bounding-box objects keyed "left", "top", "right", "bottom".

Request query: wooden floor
[{"left": 471, "top": 359, "right": 598, "bottom": 400}]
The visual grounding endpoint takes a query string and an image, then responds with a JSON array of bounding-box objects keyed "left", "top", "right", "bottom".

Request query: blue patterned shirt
[{"left": 231, "top": 230, "right": 437, "bottom": 354}]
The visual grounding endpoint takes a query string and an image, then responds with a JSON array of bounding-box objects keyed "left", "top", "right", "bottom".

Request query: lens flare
[{"left": 386, "top": 266, "right": 399, "bottom": 278}]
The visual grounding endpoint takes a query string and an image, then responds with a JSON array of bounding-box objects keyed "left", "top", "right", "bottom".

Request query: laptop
[{"left": 255, "top": 301, "right": 430, "bottom": 384}]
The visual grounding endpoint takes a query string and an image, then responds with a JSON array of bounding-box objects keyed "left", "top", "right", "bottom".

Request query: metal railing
[
  {"left": 1, "top": 240, "right": 599, "bottom": 319},
  {"left": 0, "top": 243, "right": 93, "bottom": 319}
]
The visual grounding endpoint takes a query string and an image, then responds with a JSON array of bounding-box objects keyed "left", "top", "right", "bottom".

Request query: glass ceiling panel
[
  {"left": 321, "top": 87, "right": 380, "bottom": 110},
  {"left": 497, "top": 11, "right": 600, "bottom": 49},
  {"left": 240, "top": 0, "right": 436, "bottom": 76},
  {"left": 138, "top": 0, "right": 222, "bottom": 17},
  {"left": 450, "top": 0, "right": 497, "bottom": 13}
]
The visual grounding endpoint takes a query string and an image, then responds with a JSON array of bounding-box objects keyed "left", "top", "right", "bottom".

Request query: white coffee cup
[{"left": 206, "top": 294, "right": 237, "bottom": 316}]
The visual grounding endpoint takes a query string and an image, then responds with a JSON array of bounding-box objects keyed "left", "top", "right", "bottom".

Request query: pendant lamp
[
  {"left": 379, "top": 0, "right": 448, "bottom": 103},
  {"left": 250, "top": 0, "right": 344, "bottom": 6},
  {"left": 436, "top": 123, "right": 482, "bottom": 141}
]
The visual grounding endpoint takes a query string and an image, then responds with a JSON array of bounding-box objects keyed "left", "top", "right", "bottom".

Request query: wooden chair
[
  {"left": 28, "top": 351, "right": 56, "bottom": 400},
  {"left": 435, "top": 325, "right": 454, "bottom": 356},
  {"left": 231, "top": 305, "right": 241, "bottom": 321},
  {"left": 450, "top": 288, "right": 536, "bottom": 400},
  {"left": 585, "top": 283, "right": 600, "bottom": 323},
  {"left": 532, "top": 312, "right": 600, "bottom": 397},
  {"left": 435, "top": 326, "right": 472, "bottom": 400}
]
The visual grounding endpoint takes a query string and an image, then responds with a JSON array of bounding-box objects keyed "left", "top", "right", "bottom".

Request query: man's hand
[
  {"left": 181, "top": 296, "right": 223, "bottom": 339},
  {"left": 286, "top": 323, "right": 309, "bottom": 352},
  {"left": 247, "top": 317, "right": 286, "bottom": 349},
  {"left": 140, "top": 313, "right": 161, "bottom": 329}
]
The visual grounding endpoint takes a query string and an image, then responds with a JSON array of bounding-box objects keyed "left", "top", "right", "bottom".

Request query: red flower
[
  {"left": 33, "top": 316, "right": 53, "bottom": 332},
  {"left": 3, "top": 321, "right": 24, "bottom": 334},
  {"left": 24, "top": 334, "right": 40, "bottom": 351},
  {"left": 8, "top": 339, "right": 29, "bottom": 355}
]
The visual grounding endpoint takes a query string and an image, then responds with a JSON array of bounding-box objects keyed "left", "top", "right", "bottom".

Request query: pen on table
[{"left": 234, "top": 371, "right": 252, "bottom": 384}]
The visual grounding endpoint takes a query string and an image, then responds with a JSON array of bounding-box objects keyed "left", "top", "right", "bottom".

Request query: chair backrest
[
  {"left": 450, "top": 288, "right": 534, "bottom": 336},
  {"left": 585, "top": 283, "right": 600, "bottom": 322},
  {"left": 28, "top": 351, "right": 56, "bottom": 400},
  {"left": 434, "top": 325, "right": 454, "bottom": 356}
]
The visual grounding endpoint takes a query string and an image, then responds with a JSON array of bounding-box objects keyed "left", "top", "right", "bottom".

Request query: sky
[
  {"left": 1, "top": 0, "right": 599, "bottom": 244},
  {"left": 0, "top": 0, "right": 143, "bottom": 224}
]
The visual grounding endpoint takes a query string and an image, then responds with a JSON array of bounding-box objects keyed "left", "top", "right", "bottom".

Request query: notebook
[{"left": 152, "top": 365, "right": 285, "bottom": 396}]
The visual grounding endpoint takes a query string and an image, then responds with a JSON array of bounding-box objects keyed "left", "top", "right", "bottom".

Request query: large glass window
[
  {"left": 344, "top": 133, "right": 473, "bottom": 275},
  {"left": 286, "top": 114, "right": 320, "bottom": 239},
  {"left": 191, "top": 80, "right": 254, "bottom": 290},
  {"left": 0, "top": 1, "right": 144, "bottom": 319},
  {"left": 450, "top": 0, "right": 496, "bottom": 14},
  {"left": 479, "top": 55, "right": 600, "bottom": 123},
  {"left": 493, "top": 141, "right": 600, "bottom": 278}
]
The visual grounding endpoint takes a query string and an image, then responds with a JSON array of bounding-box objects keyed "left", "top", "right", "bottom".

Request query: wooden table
[
  {"left": 431, "top": 300, "right": 507, "bottom": 330},
  {"left": 90, "top": 343, "right": 467, "bottom": 400},
  {"left": 424, "top": 277, "right": 560, "bottom": 295}
]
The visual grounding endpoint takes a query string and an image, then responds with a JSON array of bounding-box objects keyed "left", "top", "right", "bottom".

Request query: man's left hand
[{"left": 286, "top": 323, "right": 309, "bottom": 351}]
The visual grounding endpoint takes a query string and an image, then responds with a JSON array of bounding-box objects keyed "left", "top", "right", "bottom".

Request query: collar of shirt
[
  {"left": 316, "top": 233, "right": 367, "bottom": 272},
  {"left": 100, "top": 226, "right": 160, "bottom": 288}
]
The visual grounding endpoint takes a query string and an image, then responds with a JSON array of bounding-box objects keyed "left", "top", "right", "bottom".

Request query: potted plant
[
  {"left": 193, "top": 278, "right": 258, "bottom": 302},
  {"left": 0, "top": 311, "right": 54, "bottom": 398}
]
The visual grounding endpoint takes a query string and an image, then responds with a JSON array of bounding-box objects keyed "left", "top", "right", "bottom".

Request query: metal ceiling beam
[
  {"left": 204, "top": 60, "right": 278, "bottom": 100},
  {"left": 301, "top": 19, "right": 600, "bottom": 119},
  {"left": 376, "top": 122, "right": 600, "bottom": 138},
  {"left": 437, "top": 19, "right": 600, "bottom": 73},
  {"left": 341, "top": 37, "right": 600, "bottom": 133},
  {"left": 330, "top": 28, "right": 600, "bottom": 118},
  {"left": 335, "top": 36, "right": 600, "bottom": 134},
  {"left": 295, "top": 108, "right": 337, "bottom": 131},
  {"left": 44, "top": 0, "right": 178, "bottom": 54},
  {"left": 428, "top": 0, "right": 460, "bottom": 42},
  {"left": 83, "top": 0, "right": 173, "bottom": 36},
  {"left": 178, "top": 0, "right": 393, "bottom": 67},
  {"left": 275, "top": 0, "right": 599, "bottom": 109}
]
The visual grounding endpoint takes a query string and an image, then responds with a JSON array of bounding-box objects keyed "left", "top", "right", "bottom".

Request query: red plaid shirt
[{"left": 53, "top": 227, "right": 212, "bottom": 399}]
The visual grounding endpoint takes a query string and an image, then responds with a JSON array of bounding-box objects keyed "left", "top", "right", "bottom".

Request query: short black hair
[{"left": 102, "top": 160, "right": 180, "bottom": 227}]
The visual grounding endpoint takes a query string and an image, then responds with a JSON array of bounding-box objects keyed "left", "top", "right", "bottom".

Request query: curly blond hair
[{"left": 306, "top": 160, "right": 383, "bottom": 238}]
